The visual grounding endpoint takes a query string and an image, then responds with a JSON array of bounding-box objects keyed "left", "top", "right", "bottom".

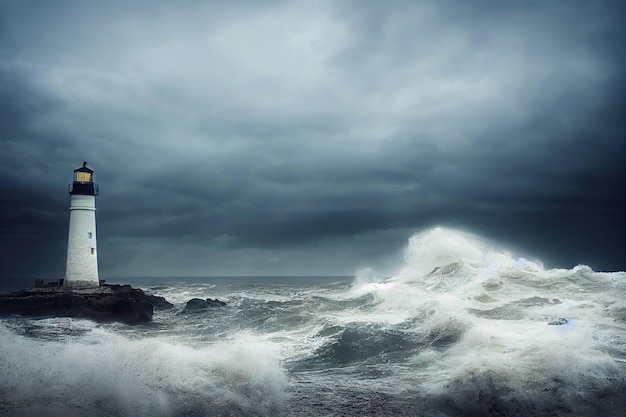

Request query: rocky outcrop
[
  {"left": 183, "top": 297, "right": 226, "bottom": 313},
  {"left": 103, "top": 284, "right": 173, "bottom": 310},
  {"left": 0, "top": 284, "right": 173, "bottom": 325}
]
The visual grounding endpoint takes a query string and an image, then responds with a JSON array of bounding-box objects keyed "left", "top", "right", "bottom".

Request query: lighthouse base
[{"left": 63, "top": 279, "right": 101, "bottom": 290}]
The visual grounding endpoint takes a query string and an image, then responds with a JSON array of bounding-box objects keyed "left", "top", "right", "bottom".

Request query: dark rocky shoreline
[{"left": 0, "top": 284, "right": 174, "bottom": 324}]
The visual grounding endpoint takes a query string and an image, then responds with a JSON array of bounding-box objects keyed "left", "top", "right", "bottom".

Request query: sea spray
[
  {"left": 0, "top": 324, "right": 287, "bottom": 417},
  {"left": 342, "top": 227, "right": 626, "bottom": 415}
]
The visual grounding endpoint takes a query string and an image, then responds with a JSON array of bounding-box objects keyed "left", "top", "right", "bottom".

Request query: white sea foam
[
  {"left": 0, "top": 324, "right": 287, "bottom": 417},
  {"left": 342, "top": 226, "right": 626, "bottom": 414}
]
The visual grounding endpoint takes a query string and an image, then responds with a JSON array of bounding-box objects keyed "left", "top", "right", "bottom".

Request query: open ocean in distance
[{"left": 1, "top": 227, "right": 625, "bottom": 416}]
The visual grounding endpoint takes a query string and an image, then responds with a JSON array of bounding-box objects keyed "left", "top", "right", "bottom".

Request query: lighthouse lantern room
[{"left": 64, "top": 161, "right": 100, "bottom": 288}]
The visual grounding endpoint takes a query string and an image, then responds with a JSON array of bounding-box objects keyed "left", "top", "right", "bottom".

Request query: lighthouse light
[{"left": 75, "top": 171, "right": 92, "bottom": 182}]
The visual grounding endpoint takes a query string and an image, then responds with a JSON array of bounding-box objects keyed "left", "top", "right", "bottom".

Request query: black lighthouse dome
[{"left": 69, "top": 161, "right": 99, "bottom": 196}]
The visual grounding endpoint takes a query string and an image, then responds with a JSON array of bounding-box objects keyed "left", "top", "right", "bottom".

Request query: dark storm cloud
[{"left": 0, "top": 0, "right": 624, "bottom": 280}]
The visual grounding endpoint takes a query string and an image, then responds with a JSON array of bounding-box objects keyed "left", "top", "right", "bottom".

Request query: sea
[{"left": 1, "top": 227, "right": 625, "bottom": 417}]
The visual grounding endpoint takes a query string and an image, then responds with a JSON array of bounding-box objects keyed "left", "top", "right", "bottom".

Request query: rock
[
  {"left": 184, "top": 298, "right": 210, "bottom": 311},
  {"left": 103, "top": 284, "right": 174, "bottom": 310},
  {"left": 206, "top": 298, "right": 227, "bottom": 308},
  {"left": 0, "top": 284, "right": 174, "bottom": 325},
  {"left": 183, "top": 297, "right": 226, "bottom": 313}
]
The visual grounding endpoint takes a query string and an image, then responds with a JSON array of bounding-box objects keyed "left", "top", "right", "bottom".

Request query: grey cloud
[{"left": 0, "top": 0, "right": 624, "bottom": 282}]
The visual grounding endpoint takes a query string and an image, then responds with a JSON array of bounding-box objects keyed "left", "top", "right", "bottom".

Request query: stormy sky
[{"left": 0, "top": 0, "right": 624, "bottom": 281}]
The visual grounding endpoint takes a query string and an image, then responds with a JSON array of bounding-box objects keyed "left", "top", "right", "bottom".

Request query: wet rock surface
[
  {"left": 183, "top": 297, "right": 226, "bottom": 313},
  {"left": 0, "top": 284, "right": 173, "bottom": 324}
]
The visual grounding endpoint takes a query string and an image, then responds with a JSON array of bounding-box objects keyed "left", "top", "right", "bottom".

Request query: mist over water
[{"left": 1, "top": 227, "right": 625, "bottom": 416}]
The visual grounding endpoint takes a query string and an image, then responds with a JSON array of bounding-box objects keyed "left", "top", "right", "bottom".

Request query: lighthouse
[{"left": 64, "top": 161, "right": 100, "bottom": 288}]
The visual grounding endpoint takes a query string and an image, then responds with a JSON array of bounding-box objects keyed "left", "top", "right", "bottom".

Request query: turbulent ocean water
[{"left": 1, "top": 227, "right": 625, "bottom": 416}]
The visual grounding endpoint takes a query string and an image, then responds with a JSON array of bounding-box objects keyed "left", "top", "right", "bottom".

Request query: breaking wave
[
  {"left": 336, "top": 227, "right": 626, "bottom": 416},
  {"left": 0, "top": 323, "right": 287, "bottom": 417}
]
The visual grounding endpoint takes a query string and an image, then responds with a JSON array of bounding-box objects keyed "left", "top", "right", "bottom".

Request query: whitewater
[{"left": 1, "top": 227, "right": 624, "bottom": 416}]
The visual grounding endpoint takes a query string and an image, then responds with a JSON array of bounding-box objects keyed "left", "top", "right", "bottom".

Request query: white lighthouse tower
[{"left": 64, "top": 161, "right": 100, "bottom": 288}]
